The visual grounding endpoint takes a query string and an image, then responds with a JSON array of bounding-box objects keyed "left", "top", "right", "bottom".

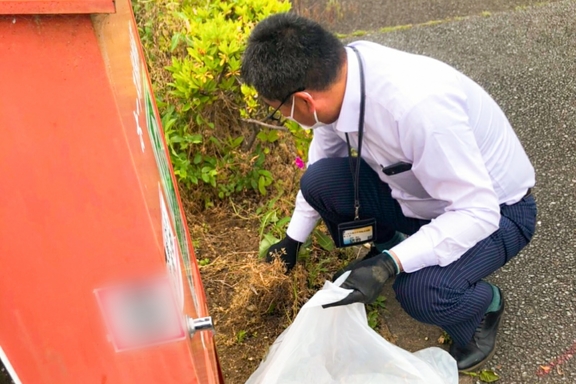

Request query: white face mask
[{"left": 288, "top": 93, "right": 326, "bottom": 129}]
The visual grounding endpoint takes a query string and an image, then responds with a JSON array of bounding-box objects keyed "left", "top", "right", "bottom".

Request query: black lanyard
[{"left": 345, "top": 46, "right": 366, "bottom": 220}]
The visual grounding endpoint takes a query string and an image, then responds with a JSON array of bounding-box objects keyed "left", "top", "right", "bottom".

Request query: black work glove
[
  {"left": 323, "top": 251, "right": 399, "bottom": 308},
  {"left": 265, "top": 235, "right": 302, "bottom": 272}
]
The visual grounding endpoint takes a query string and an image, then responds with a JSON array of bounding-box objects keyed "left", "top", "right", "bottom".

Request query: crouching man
[{"left": 240, "top": 13, "right": 537, "bottom": 371}]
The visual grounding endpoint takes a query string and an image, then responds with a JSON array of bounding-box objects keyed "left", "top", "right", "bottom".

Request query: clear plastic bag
[{"left": 246, "top": 273, "right": 458, "bottom": 384}]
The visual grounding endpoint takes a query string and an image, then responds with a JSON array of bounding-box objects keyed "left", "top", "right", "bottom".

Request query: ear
[{"left": 293, "top": 91, "right": 316, "bottom": 113}]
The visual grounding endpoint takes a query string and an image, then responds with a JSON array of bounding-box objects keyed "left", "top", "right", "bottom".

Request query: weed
[
  {"left": 462, "top": 369, "right": 500, "bottom": 382},
  {"left": 437, "top": 331, "right": 452, "bottom": 344},
  {"left": 351, "top": 30, "right": 367, "bottom": 37},
  {"left": 305, "top": 257, "right": 332, "bottom": 288},
  {"left": 366, "top": 295, "right": 386, "bottom": 329},
  {"left": 198, "top": 258, "right": 211, "bottom": 266},
  {"left": 379, "top": 24, "right": 413, "bottom": 34},
  {"left": 236, "top": 330, "right": 248, "bottom": 343},
  {"left": 421, "top": 19, "right": 443, "bottom": 26}
]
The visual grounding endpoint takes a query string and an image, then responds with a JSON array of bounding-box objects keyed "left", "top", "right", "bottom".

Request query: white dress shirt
[{"left": 286, "top": 40, "right": 535, "bottom": 273}]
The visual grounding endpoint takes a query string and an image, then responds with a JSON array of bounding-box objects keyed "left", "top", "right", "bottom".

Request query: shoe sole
[{"left": 458, "top": 311, "right": 503, "bottom": 373}]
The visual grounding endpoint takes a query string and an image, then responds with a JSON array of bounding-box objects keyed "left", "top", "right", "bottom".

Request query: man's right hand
[
  {"left": 265, "top": 235, "right": 302, "bottom": 272},
  {"left": 323, "top": 251, "right": 399, "bottom": 308}
]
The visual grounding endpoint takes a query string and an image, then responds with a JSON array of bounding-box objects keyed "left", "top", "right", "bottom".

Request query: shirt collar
[{"left": 333, "top": 45, "right": 362, "bottom": 133}]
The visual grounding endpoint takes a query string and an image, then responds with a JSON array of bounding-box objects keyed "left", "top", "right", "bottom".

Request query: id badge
[{"left": 337, "top": 218, "right": 376, "bottom": 247}]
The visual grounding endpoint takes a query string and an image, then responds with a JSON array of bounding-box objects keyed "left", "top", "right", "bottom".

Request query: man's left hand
[{"left": 323, "top": 251, "right": 399, "bottom": 308}]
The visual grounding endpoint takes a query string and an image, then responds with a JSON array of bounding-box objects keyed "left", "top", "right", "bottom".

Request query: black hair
[{"left": 241, "top": 12, "right": 346, "bottom": 101}]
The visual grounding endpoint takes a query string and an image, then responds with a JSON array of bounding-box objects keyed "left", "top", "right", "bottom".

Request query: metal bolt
[{"left": 186, "top": 316, "right": 214, "bottom": 337}]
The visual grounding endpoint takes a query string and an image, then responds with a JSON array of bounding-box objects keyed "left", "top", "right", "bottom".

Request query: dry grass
[
  {"left": 202, "top": 255, "right": 312, "bottom": 338},
  {"left": 182, "top": 203, "right": 320, "bottom": 382}
]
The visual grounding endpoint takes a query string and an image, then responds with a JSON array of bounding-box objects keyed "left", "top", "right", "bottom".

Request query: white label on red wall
[
  {"left": 94, "top": 277, "right": 186, "bottom": 352},
  {"left": 159, "top": 185, "right": 184, "bottom": 310}
]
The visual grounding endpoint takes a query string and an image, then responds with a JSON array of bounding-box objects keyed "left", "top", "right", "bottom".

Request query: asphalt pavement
[{"left": 342, "top": 1, "right": 576, "bottom": 383}]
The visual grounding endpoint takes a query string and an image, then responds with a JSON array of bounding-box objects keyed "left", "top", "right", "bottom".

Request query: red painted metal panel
[
  {"left": 0, "top": 0, "right": 114, "bottom": 15},
  {"left": 0, "top": 0, "right": 221, "bottom": 382},
  {"left": 91, "top": 0, "right": 222, "bottom": 381}
]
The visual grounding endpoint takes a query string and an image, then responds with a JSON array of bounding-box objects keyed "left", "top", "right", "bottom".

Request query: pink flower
[{"left": 295, "top": 156, "right": 305, "bottom": 169}]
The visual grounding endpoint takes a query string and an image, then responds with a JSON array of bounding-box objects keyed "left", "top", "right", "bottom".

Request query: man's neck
[{"left": 313, "top": 56, "right": 348, "bottom": 125}]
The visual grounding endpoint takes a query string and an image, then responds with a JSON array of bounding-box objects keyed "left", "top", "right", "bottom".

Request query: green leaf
[
  {"left": 263, "top": 210, "right": 279, "bottom": 225},
  {"left": 231, "top": 136, "right": 244, "bottom": 148},
  {"left": 463, "top": 369, "right": 500, "bottom": 382},
  {"left": 259, "top": 233, "right": 279, "bottom": 259},
  {"left": 267, "top": 129, "right": 279, "bottom": 142},
  {"left": 367, "top": 309, "right": 379, "bottom": 329},
  {"left": 170, "top": 32, "right": 182, "bottom": 52},
  {"left": 258, "top": 175, "right": 268, "bottom": 195},
  {"left": 188, "top": 134, "right": 203, "bottom": 144},
  {"left": 313, "top": 229, "right": 335, "bottom": 251},
  {"left": 479, "top": 370, "right": 500, "bottom": 382},
  {"left": 257, "top": 169, "right": 272, "bottom": 178},
  {"left": 276, "top": 217, "right": 291, "bottom": 229},
  {"left": 236, "top": 330, "right": 247, "bottom": 343},
  {"left": 198, "top": 258, "right": 210, "bottom": 267}
]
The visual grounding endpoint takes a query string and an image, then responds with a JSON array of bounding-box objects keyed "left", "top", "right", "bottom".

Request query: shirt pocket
[{"left": 385, "top": 170, "right": 430, "bottom": 199}]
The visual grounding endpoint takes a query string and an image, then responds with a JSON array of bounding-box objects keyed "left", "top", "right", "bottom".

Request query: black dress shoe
[{"left": 449, "top": 288, "right": 505, "bottom": 372}]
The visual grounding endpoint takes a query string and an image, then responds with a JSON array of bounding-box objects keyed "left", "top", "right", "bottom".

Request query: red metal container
[{"left": 0, "top": 0, "right": 222, "bottom": 382}]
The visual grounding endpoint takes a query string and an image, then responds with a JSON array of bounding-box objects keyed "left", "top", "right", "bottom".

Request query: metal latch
[{"left": 186, "top": 316, "right": 214, "bottom": 337}]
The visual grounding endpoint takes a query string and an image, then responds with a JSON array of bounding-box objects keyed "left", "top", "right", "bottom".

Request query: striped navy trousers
[{"left": 300, "top": 157, "right": 537, "bottom": 347}]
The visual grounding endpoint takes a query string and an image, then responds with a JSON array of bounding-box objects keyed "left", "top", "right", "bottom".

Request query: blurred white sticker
[{"left": 94, "top": 277, "right": 186, "bottom": 352}]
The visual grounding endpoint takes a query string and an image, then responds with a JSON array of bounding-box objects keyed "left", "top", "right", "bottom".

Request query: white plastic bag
[{"left": 246, "top": 273, "right": 458, "bottom": 384}]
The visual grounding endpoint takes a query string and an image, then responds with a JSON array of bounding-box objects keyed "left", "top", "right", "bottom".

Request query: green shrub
[{"left": 134, "top": 0, "right": 312, "bottom": 208}]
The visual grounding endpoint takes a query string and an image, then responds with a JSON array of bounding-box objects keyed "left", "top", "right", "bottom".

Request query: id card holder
[{"left": 337, "top": 218, "right": 376, "bottom": 247}]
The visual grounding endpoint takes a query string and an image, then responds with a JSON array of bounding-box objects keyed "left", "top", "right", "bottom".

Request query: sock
[
  {"left": 374, "top": 231, "right": 406, "bottom": 252},
  {"left": 486, "top": 284, "right": 501, "bottom": 313}
]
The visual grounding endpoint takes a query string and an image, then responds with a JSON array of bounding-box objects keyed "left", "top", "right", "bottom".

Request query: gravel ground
[{"left": 338, "top": 1, "right": 576, "bottom": 383}]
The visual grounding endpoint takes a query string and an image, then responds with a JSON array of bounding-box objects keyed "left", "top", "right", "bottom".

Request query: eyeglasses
[{"left": 265, "top": 86, "right": 305, "bottom": 124}]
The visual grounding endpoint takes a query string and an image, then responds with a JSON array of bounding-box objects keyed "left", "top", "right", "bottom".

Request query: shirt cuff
[
  {"left": 390, "top": 233, "right": 437, "bottom": 273},
  {"left": 286, "top": 213, "right": 318, "bottom": 244}
]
